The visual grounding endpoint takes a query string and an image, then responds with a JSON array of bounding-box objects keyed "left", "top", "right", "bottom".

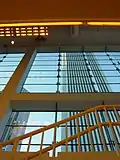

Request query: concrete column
[
  {"left": 0, "top": 107, "right": 12, "bottom": 140},
  {"left": 0, "top": 47, "right": 36, "bottom": 138}
]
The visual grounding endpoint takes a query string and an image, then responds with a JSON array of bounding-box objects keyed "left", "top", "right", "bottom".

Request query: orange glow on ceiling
[
  {"left": 87, "top": 22, "right": 120, "bottom": 26},
  {"left": 0, "top": 22, "right": 83, "bottom": 27},
  {"left": 0, "top": 22, "right": 120, "bottom": 28}
]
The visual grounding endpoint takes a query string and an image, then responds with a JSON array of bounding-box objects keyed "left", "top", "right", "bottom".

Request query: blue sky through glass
[
  {"left": 2, "top": 51, "right": 120, "bottom": 154},
  {"left": 0, "top": 53, "right": 24, "bottom": 92},
  {"left": 23, "top": 52, "right": 120, "bottom": 93}
]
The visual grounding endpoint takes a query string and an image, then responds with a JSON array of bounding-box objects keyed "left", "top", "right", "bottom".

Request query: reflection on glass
[
  {"left": 0, "top": 53, "right": 24, "bottom": 92},
  {"left": 22, "top": 52, "right": 120, "bottom": 93},
  {"left": 2, "top": 110, "right": 120, "bottom": 153}
]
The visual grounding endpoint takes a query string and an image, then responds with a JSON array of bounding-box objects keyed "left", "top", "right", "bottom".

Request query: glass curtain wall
[
  {"left": 22, "top": 52, "right": 120, "bottom": 93},
  {"left": 0, "top": 53, "right": 24, "bottom": 92},
  {"left": 2, "top": 110, "right": 120, "bottom": 154}
]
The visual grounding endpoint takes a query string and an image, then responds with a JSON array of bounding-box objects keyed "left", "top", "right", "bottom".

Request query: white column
[{"left": 0, "top": 47, "right": 36, "bottom": 138}]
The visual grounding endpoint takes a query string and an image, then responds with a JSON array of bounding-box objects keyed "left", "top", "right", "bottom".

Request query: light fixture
[
  {"left": 87, "top": 22, "right": 120, "bottom": 26},
  {"left": 11, "top": 40, "right": 15, "bottom": 45},
  {"left": 0, "top": 25, "right": 48, "bottom": 37},
  {"left": 16, "top": 34, "right": 20, "bottom": 36},
  {"left": 0, "top": 22, "right": 83, "bottom": 27}
]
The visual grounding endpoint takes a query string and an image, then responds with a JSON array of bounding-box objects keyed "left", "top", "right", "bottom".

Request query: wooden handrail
[
  {"left": 1, "top": 105, "right": 120, "bottom": 146},
  {"left": 0, "top": 104, "right": 120, "bottom": 160},
  {"left": 27, "top": 122, "right": 120, "bottom": 160}
]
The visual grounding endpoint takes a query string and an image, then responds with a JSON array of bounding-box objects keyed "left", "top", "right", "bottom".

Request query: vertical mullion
[
  {"left": 25, "top": 136, "right": 32, "bottom": 160},
  {"left": 89, "top": 54, "right": 109, "bottom": 92},
  {"left": 71, "top": 56, "right": 75, "bottom": 93},
  {"left": 113, "top": 106, "right": 120, "bottom": 122},
  {"left": 75, "top": 60, "right": 80, "bottom": 93},
  {"left": 101, "top": 111, "right": 111, "bottom": 150},
  {"left": 90, "top": 112, "right": 99, "bottom": 151},
  {"left": 69, "top": 112, "right": 73, "bottom": 152},
  {"left": 104, "top": 107, "right": 119, "bottom": 154},
  {"left": 111, "top": 111, "right": 120, "bottom": 146},
  {"left": 85, "top": 113, "right": 94, "bottom": 151},
  {"left": 65, "top": 122, "right": 68, "bottom": 152},
  {"left": 67, "top": 55, "right": 70, "bottom": 93},
  {"left": 40, "top": 131, "right": 44, "bottom": 154},
  {"left": 81, "top": 115, "right": 85, "bottom": 151},
  {"left": 73, "top": 112, "right": 77, "bottom": 151},
  {"left": 53, "top": 127, "right": 57, "bottom": 157},
  {"left": 57, "top": 49, "right": 60, "bottom": 92},
  {"left": 76, "top": 116, "right": 80, "bottom": 152},
  {"left": 95, "top": 110, "right": 107, "bottom": 151},
  {"left": 83, "top": 114, "right": 88, "bottom": 151}
]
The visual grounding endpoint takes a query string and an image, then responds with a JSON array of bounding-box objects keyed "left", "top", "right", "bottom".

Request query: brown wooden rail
[{"left": 0, "top": 104, "right": 120, "bottom": 160}]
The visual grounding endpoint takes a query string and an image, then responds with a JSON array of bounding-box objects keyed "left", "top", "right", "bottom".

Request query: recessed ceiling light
[{"left": 11, "top": 40, "right": 15, "bottom": 44}]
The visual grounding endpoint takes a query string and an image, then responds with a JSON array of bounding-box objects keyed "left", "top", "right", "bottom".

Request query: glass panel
[
  {"left": 105, "top": 77, "right": 120, "bottom": 83},
  {"left": 35, "top": 56, "right": 58, "bottom": 61},
  {"left": 31, "top": 65, "right": 58, "bottom": 71},
  {"left": 23, "top": 85, "right": 57, "bottom": 92},
  {"left": 6, "top": 53, "right": 24, "bottom": 57},
  {"left": 26, "top": 112, "right": 55, "bottom": 125},
  {"left": 37, "top": 53, "right": 59, "bottom": 57},
  {"left": 25, "top": 78, "right": 58, "bottom": 84},
  {"left": 0, "top": 66, "right": 17, "bottom": 71},
  {"left": 99, "top": 65, "right": 116, "bottom": 70},
  {"left": 28, "top": 71, "right": 58, "bottom": 77},
  {"left": 2, "top": 110, "right": 120, "bottom": 154},
  {"left": 33, "top": 61, "right": 58, "bottom": 65},
  {"left": 22, "top": 52, "right": 120, "bottom": 93},
  {"left": 0, "top": 85, "right": 5, "bottom": 91},
  {"left": 0, "top": 72, "right": 13, "bottom": 77},
  {"left": 0, "top": 53, "right": 24, "bottom": 92},
  {"left": 109, "top": 84, "right": 120, "bottom": 92}
]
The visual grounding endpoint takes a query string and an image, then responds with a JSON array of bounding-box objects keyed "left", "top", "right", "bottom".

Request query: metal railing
[{"left": 0, "top": 105, "right": 120, "bottom": 160}]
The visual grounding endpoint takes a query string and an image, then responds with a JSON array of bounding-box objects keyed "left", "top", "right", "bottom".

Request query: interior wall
[{"left": 1, "top": 26, "right": 120, "bottom": 49}]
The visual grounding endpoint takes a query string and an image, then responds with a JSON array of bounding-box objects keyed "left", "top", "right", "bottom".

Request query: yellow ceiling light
[
  {"left": 27, "top": 27, "right": 32, "bottom": 30},
  {"left": 5, "top": 31, "right": 10, "bottom": 33},
  {"left": 33, "top": 33, "right": 39, "bottom": 36},
  {"left": 40, "top": 30, "right": 45, "bottom": 32},
  {"left": 21, "top": 30, "right": 26, "bottom": 33},
  {"left": 33, "top": 27, "right": 38, "bottom": 29},
  {"left": 40, "top": 33, "right": 46, "bottom": 36},
  {"left": 27, "top": 33, "right": 33, "bottom": 36},
  {"left": 40, "top": 27, "right": 45, "bottom": 29},
  {"left": 16, "top": 34, "right": 20, "bottom": 36},
  {"left": 5, "top": 28, "right": 10, "bottom": 30},
  {"left": 21, "top": 34, "right": 26, "bottom": 36},
  {"left": 6, "top": 34, "right": 11, "bottom": 36},
  {"left": 27, "top": 30, "right": 32, "bottom": 33},
  {"left": 0, "top": 22, "right": 83, "bottom": 27},
  {"left": 87, "top": 22, "right": 120, "bottom": 26},
  {"left": 33, "top": 30, "right": 38, "bottom": 33},
  {"left": 21, "top": 28, "right": 26, "bottom": 30}
]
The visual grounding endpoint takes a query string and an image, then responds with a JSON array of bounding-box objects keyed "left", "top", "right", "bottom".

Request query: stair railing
[{"left": 0, "top": 105, "right": 120, "bottom": 160}]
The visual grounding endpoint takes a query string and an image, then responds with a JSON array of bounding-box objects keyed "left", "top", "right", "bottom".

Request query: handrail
[
  {"left": 0, "top": 104, "right": 120, "bottom": 160},
  {"left": 28, "top": 121, "right": 120, "bottom": 160},
  {"left": 1, "top": 104, "right": 119, "bottom": 147}
]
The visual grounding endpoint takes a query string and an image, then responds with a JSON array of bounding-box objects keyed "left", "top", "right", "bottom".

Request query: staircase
[{"left": 0, "top": 105, "right": 120, "bottom": 160}]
